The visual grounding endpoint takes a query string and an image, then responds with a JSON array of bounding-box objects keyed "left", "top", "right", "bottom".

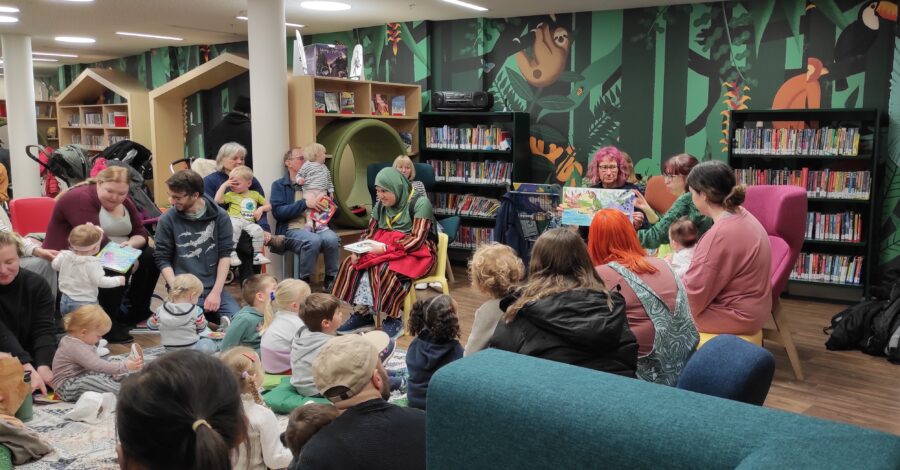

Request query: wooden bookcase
[
  {"left": 728, "top": 108, "right": 881, "bottom": 302},
  {"left": 418, "top": 111, "right": 530, "bottom": 255},
  {"left": 287, "top": 75, "right": 421, "bottom": 152},
  {"left": 0, "top": 99, "right": 57, "bottom": 145},
  {"left": 55, "top": 68, "right": 150, "bottom": 153}
]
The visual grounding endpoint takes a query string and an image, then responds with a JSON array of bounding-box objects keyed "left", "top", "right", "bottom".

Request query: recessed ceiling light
[
  {"left": 300, "top": 1, "right": 350, "bottom": 11},
  {"left": 442, "top": 0, "right": 488, "bottom": 11},
  {"left": 0, "top": 6, "right": 19, "bottom": 13},
  {"left": 32, "top": 58, "right": 59, "bottom": 62},
  {"left": 55, "top": 36, "right": 96, "bottom": 44},
  {"left": 116, "top": 31, "right": 183, "bottom": 41},
  {"left": 235, "top": 15, "right": 305, "bottom": 28},
  {"left": 0, "top": 15, "right": 18, "bottom": 23},
  {"left": 33, "top": 52, "right": 79, "bottom": 58}
]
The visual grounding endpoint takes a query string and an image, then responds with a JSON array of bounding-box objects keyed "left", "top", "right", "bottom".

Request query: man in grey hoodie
[{"left": 154, "top": 170, "right": 240, "bottom": 319}]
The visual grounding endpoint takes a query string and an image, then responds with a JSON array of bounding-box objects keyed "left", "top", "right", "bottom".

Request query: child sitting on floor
[
  {"left": 295, "top": 143, "right": 336, "bottom": 233},
  {"left": 465, "top": 243, "right": 525, "bottom": 356},
  {"left": 665, "top": 217, "right": 699, "bottom": 278},
  {"left": 51, "top": 305, "right": 143, "bottom": 401},
  {"left": 261, "top": 279, "right": 312, "bottom": 374},
  {"left": 221, "top": 274, "right": 277, "bottom": 353},
  {"left": 51, "top": 223, "right": 126, "bottom": 316},
  {"left": 406, "top": 294, "right": 463, "bottom": 410},
  {"left": 284, "top": 403, "right": 339, "bottom": 470},
  {"left": 214, "top": 165, "right": 272, "bottom": 266},
  {"left": 221, "top": 347, "right": 293, "bottom": 470},
  {"left": 393, "top": 155, "right": 426, "bottom": 197},
  {"left": 290, "top": 293, "right": 344, "bottom": 396},
  {"left": 147, "top": 273, "right": 217, "bottom": 353}
]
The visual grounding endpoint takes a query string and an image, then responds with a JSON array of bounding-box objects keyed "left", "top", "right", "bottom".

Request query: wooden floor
[{"left": 115, "top": 265, "right": 900, "bottom": 436}]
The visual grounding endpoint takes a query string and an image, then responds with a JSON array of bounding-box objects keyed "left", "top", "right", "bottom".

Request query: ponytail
[
  {"left": 723, "top": 184, "right": 746, "bottom": 211},
  {"left": 193, "top": 421, "right": 235, "bottom": 470}
]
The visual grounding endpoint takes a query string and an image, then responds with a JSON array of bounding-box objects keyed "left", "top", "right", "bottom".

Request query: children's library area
[{"left": 1, "top": 0, "right": 900, "bottom": 467}]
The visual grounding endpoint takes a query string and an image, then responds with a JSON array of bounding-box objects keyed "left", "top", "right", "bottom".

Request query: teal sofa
[{"left": 427, "top": 350, "right": 900, "bottom": 469}]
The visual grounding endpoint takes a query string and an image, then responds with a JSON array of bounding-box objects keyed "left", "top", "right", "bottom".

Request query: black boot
[
  {"left": 323, "top": 275, "right": 336, "bottom": 293},
  {"left": 104, "top": 322, "right": 134, "bottom": 344}
]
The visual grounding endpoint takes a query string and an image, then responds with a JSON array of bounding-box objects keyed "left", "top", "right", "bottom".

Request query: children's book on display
[
  {"left": 560, "top": 187, "right": 634, "bottom": 226},
  {"left": 97, "top": 242, "right": 141, "bottom": 274}
]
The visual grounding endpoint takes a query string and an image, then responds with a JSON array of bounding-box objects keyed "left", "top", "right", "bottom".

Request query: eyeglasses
[
  {"left": 598, "top": 165, "right": 618, "bottom": 172},
  {"left": 663, "top": 173, "right": 682, "bottom": 181}
]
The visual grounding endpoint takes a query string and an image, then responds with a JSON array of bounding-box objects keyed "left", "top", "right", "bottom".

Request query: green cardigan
[{"left": 638, "top": 192, "right": 713, "bottom": 249}]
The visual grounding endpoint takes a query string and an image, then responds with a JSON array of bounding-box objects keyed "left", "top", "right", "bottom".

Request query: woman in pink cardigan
[{"left": 682, "top": 161, "right": 772, "bottom": 335}]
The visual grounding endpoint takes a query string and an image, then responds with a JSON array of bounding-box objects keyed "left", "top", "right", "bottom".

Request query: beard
[{"left": 378, "top": 366, "right": 390, "bottom": 401}]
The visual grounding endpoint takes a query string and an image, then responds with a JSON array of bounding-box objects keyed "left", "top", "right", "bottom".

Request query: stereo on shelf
[{"left": 432, "top": 91, "right": 494, "bottom": 111}]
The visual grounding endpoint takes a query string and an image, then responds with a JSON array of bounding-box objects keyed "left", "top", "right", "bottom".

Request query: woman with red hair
[
  {"left": 588, "top": 209, "right": 698, "bottom": 385},
  {"left": 586, "top": 146, "right": 647, "bottom": 229}
]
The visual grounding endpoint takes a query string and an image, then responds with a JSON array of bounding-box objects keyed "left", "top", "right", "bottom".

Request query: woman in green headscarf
[{"left": 332, "top": 168, "right": 437, "bottom": 338}]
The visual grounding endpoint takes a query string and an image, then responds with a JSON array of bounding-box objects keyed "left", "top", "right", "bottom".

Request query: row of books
[
  {"left": 734, "top": 168, "right": 871, "bottom": 200},
  {"left": 83, "top": 113, "right": 103, "bottom": 127},
  {"left": 70, "top": 134, "right": 126, "bottom": 147},
  {"left": 427, "top": 159, "right": 512, "bottom": 185},
  {"left": 424, "top": 125, "right": 511, "bottom": 151},
  {"left": 733, "top": 126, "right": 861, "bottom": 156},
  {"left": 106, "top": 112, "right": 128, "bottom": 127},
  {"left": 66, "top": 114, "right": 80, "bottom": 126},
  {"left": 312, "top": 91, "right": 406, "bottom": 116},
  {"left": 790, "top": 252, "right": 863, "bottom": 286},
  {"left": 450, "top": 226, "right": 494, "bottom": 250},
  {"left": 805, "top": 211, "right": 863, "bottom": 242},
  {"left": 430, "top": 193, "right": 501, "bottom": 219}
]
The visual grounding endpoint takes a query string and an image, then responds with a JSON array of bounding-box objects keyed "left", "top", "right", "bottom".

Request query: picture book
[
  {"left": 344, "top": 239, "right": 387, "bottom": 254},
  {"left": 324, "top": 92, "right": 340, "bottom": 113},
  {"left": 340, "top": 91, "right": 355, "bottom": 114},
  {"left": 560, "top": 187, "right": 635, "bottom": 226},
  {"left": 310, "top": 195, "right": 338, "bottom": 226},
  {"left": 391, "top": 95, "right": 406, "bottom": 116},
  {"left": 372, "top": 94, "right": 390, "bottom": 116},
  {"left": 314, "top": 91, "right": 327, "bottom": 113},
  {"left": 97, "top": 242, "right": 141, "bottom": 274}
]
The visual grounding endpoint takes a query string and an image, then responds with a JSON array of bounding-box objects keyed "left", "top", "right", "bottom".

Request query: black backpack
[{"left": 824, "top": 299, "right": 885, "bottom": 351}]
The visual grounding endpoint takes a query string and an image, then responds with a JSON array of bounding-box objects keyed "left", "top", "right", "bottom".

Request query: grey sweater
[
  {"left": 153, "top": 196, "right": 234, "bottom": 289},
  {"left": 289, "top": 323, "right": 332, "bottom": 396},
  {"left": 148, "top": 302, "right": 207, "bottom": 348}
]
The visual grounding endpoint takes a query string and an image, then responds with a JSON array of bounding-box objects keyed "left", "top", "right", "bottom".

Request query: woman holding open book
[
  {"left": 331, "top": 168, "right": 437, "bottom": 339},
  {"left": 585, "top": 146, "right": 649, "bottom": 230},
  {"left": 44, "top": 166, "right": 159, "bottom": 343}
]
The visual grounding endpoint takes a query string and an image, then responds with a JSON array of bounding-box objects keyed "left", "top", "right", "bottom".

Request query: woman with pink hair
[{"left": 586, "top": 146, "right": 647, "bottom": 229}]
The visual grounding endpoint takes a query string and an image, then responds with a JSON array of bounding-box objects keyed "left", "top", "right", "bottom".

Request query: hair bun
[{"left": 723, "top": 185, "right": 746, "bottom": 211}]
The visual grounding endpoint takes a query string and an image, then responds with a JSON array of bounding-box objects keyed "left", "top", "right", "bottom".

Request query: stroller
[{"left": 25, "top": 144, "right": 90, "bottom": 197}]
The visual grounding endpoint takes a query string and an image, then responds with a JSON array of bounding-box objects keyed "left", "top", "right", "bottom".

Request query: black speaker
[{"left": 432, "top": 91, "right": 494, "bottom": 111}]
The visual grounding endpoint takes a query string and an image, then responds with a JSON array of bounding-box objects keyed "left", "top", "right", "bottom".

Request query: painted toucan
[{"left": 832, "top": 1, "right": 897, "bottom": 90}]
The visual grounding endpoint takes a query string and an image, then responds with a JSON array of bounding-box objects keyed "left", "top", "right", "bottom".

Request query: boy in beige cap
[{"left": 299, "top": 333, "right": 425, "bottom": 470}]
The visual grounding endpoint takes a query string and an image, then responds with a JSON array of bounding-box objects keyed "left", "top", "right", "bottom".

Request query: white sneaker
[
  {"left": 97, "top": 347, "right": 110, "bottom": 357},
  {"left": 219, "top": 315, "right": 231, "bottom": 333},
  {"left": 415, "top": 282, "right": 428, "bottom": 290},
  {"left": 253, "top": 253, "right": 271, "bottom": 265},
  {"left": 98, "top": 339, "right": 108, "bottom": 349},
  {"left": 428, "top": 282, "right": 443, "bottom": 291},
  {"left": 229, "top": 252, "right": 242, "bottom": 267}
]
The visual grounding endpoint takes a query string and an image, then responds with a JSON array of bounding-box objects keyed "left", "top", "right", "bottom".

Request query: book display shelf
[
  {"left": 728, "top": 108, "right": 881, "bottom": 302},
  {"left": 419, "top": 111, "right": 530, "bottom": 254},
  {"left": 55, "top": 68, "right": 150, "bottom": 154},
  {"left": 0, "top": 99, "right": 57, "bottom": 145}
]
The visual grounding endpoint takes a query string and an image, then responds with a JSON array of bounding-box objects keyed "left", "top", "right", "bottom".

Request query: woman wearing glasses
[
  {"left": 585, "top": 146, "right": 648, "bottom": 229},
  {"left": 635, "top": 153, "right": 713, "bottom": 249}
]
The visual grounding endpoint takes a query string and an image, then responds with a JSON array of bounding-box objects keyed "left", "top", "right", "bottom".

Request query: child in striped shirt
[{"left": 295, "top": 143, "right": 335, "bottom": 233}]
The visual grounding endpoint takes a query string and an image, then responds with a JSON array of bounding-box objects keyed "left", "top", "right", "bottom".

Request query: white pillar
[
  {"left": 247, "top": 0, "right": 289, "bottom": 275},
  {"left": 1, "top": 34, "right": 40, "bottom": 198}
]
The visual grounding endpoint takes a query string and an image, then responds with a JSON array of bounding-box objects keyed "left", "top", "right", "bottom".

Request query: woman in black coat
[{"left": 490, "top": 228, "right": 638, "bottom": 377}]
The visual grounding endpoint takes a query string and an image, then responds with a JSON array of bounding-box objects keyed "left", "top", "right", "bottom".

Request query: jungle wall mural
[{"left": 58, "top": 0, "right": 900, "bottom": 274}]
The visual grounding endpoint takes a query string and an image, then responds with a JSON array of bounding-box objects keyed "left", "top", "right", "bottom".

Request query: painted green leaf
[
  {"left": 779, "top": 0, "right": 804, "bottom": 57},
  {"left": 506, "top": 67, "right": 535, "bottom": 102},
  {"left": 536, "top": 95, "right": 576, "bottom": 111},
  {"left": 812, "top": 0, "right": 850, "bottom": 30},
  {"left": 557, "top": 71, "right": 586, "bottom": 82},
  {"left": 531, "top": 124, "right": 567, "bottom": 145},
  {"left": 398, "top": 22, "right": 427, "bottom": 66},
  {"left": 749, "top": 0, "right": 775, "bottom": 58}
]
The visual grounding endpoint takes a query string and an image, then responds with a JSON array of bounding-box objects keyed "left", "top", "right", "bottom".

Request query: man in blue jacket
[
  {"left": 154, "top": 170, "right": 240, "bottom": 320},
  {"left": 269, "top": 147, "right": 341, "bottom": 291}
]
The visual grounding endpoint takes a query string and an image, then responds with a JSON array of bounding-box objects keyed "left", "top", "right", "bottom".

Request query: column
[
  {"left": 247, "top": 0, "right": 289, "bottom": 274},
  {"left": 1, "top": 34, "right": 40, "bottom": 198}
]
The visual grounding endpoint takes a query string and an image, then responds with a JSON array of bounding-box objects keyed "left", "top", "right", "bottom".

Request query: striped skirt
[{"left": 332, "top": 257, "right": 415, "bottom": 318}]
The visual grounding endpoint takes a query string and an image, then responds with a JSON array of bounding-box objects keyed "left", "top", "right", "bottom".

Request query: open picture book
[
  {"left": 97, "top": 242, "right": 142, "bottom": 274},
  {"left": 560, "top": 187, "right": 635, "bottom": 226},
  {"left": 344, "top": 240, "right": 387, "bottom": 254}
]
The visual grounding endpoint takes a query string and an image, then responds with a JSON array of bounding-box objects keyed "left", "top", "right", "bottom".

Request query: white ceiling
[{"left": 1, "top": 0, "right": 715, "bottom": 74}]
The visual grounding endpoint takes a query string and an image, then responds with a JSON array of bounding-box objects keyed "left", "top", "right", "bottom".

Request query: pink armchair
[{"left": 742, "top": 185, "right": 807, "bottom": 380}]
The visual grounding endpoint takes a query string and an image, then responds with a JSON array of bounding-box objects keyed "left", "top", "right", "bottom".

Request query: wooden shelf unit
[
  {"left": 287, "top": 75, "right": 421, "bottom": 153},
  {"left": 55, "top": 68, "right": 150, "bottom": 154},
  {"left": 728, "top": 108, "right": 881, "bottom": 302},
  {"left": 0, "top": 99, "right": 58, "bottom": 144}
]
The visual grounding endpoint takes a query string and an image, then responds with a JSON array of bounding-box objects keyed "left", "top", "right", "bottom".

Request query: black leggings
[{"left": 236, "top": 231, "right": 261, "bottom": 285}]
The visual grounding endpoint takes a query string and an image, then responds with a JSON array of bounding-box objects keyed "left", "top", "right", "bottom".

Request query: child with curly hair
[
  {"left": 405, "top": 294, "right": 463, "bottom": 410},
  {"left": 283, "top": 403, "right": 339, "bottom": 469},
  {"left": 465, "top": 243, "right": 524, "bottom": 356}
]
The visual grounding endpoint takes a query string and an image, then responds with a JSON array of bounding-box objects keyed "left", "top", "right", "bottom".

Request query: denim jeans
[
  {"left": 60, "top": 294, "right": 91, "bottom": 316},
  {"left": 284, "top": 228, "right": 341, "bottom": 279}
]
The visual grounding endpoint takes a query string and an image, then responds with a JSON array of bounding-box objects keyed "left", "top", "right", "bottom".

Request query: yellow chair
[
  {"left": 402, "top": 232, "right": 450, "bottom": 336},
  {"left": 697, "top": 330, "right": 764, "bottom": 348}
]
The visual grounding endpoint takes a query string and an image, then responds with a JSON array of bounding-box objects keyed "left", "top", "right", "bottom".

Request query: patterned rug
[{"left": 19, "top": 347, "right": 408, "bottom": 469}]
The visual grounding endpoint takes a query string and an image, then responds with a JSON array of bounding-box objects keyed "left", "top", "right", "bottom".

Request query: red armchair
[
  {"left": 742, "top": 185, "right": 807, "bottom": 380},
  {"left": 8, "top": 197, "right": 56, "bottom": 236}
]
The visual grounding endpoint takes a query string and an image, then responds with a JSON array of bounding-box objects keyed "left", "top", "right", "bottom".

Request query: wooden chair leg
[
  {"left": 446, "top": 259, "right": 455, "bottom": 283},
  {"left": 764, "top": 298, "right": 805, "bottom": 380}
]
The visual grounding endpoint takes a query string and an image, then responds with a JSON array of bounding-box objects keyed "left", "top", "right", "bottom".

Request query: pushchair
[
  {"left": 494, "top": 183, "right": 561, "bottom": 268},
  {"left": 25, "top": 144, "right": 90, "bottom": 197}
]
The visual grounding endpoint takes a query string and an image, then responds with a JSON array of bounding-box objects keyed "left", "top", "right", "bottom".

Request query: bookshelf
[
  {"left": 287, "top": 76, "right": 421, "bottom": 153},
  {"left": 0, "top": 99, "right": 57, "bottom": 145},
  {"left": 419, "top": 111, "right": 530, "bottom": 254},
  {"left": 55, "top": 68, "right": 150, "bottom": 154},
  {"left": 728, "top": 108, "right": 881, "bottom": 302}
]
